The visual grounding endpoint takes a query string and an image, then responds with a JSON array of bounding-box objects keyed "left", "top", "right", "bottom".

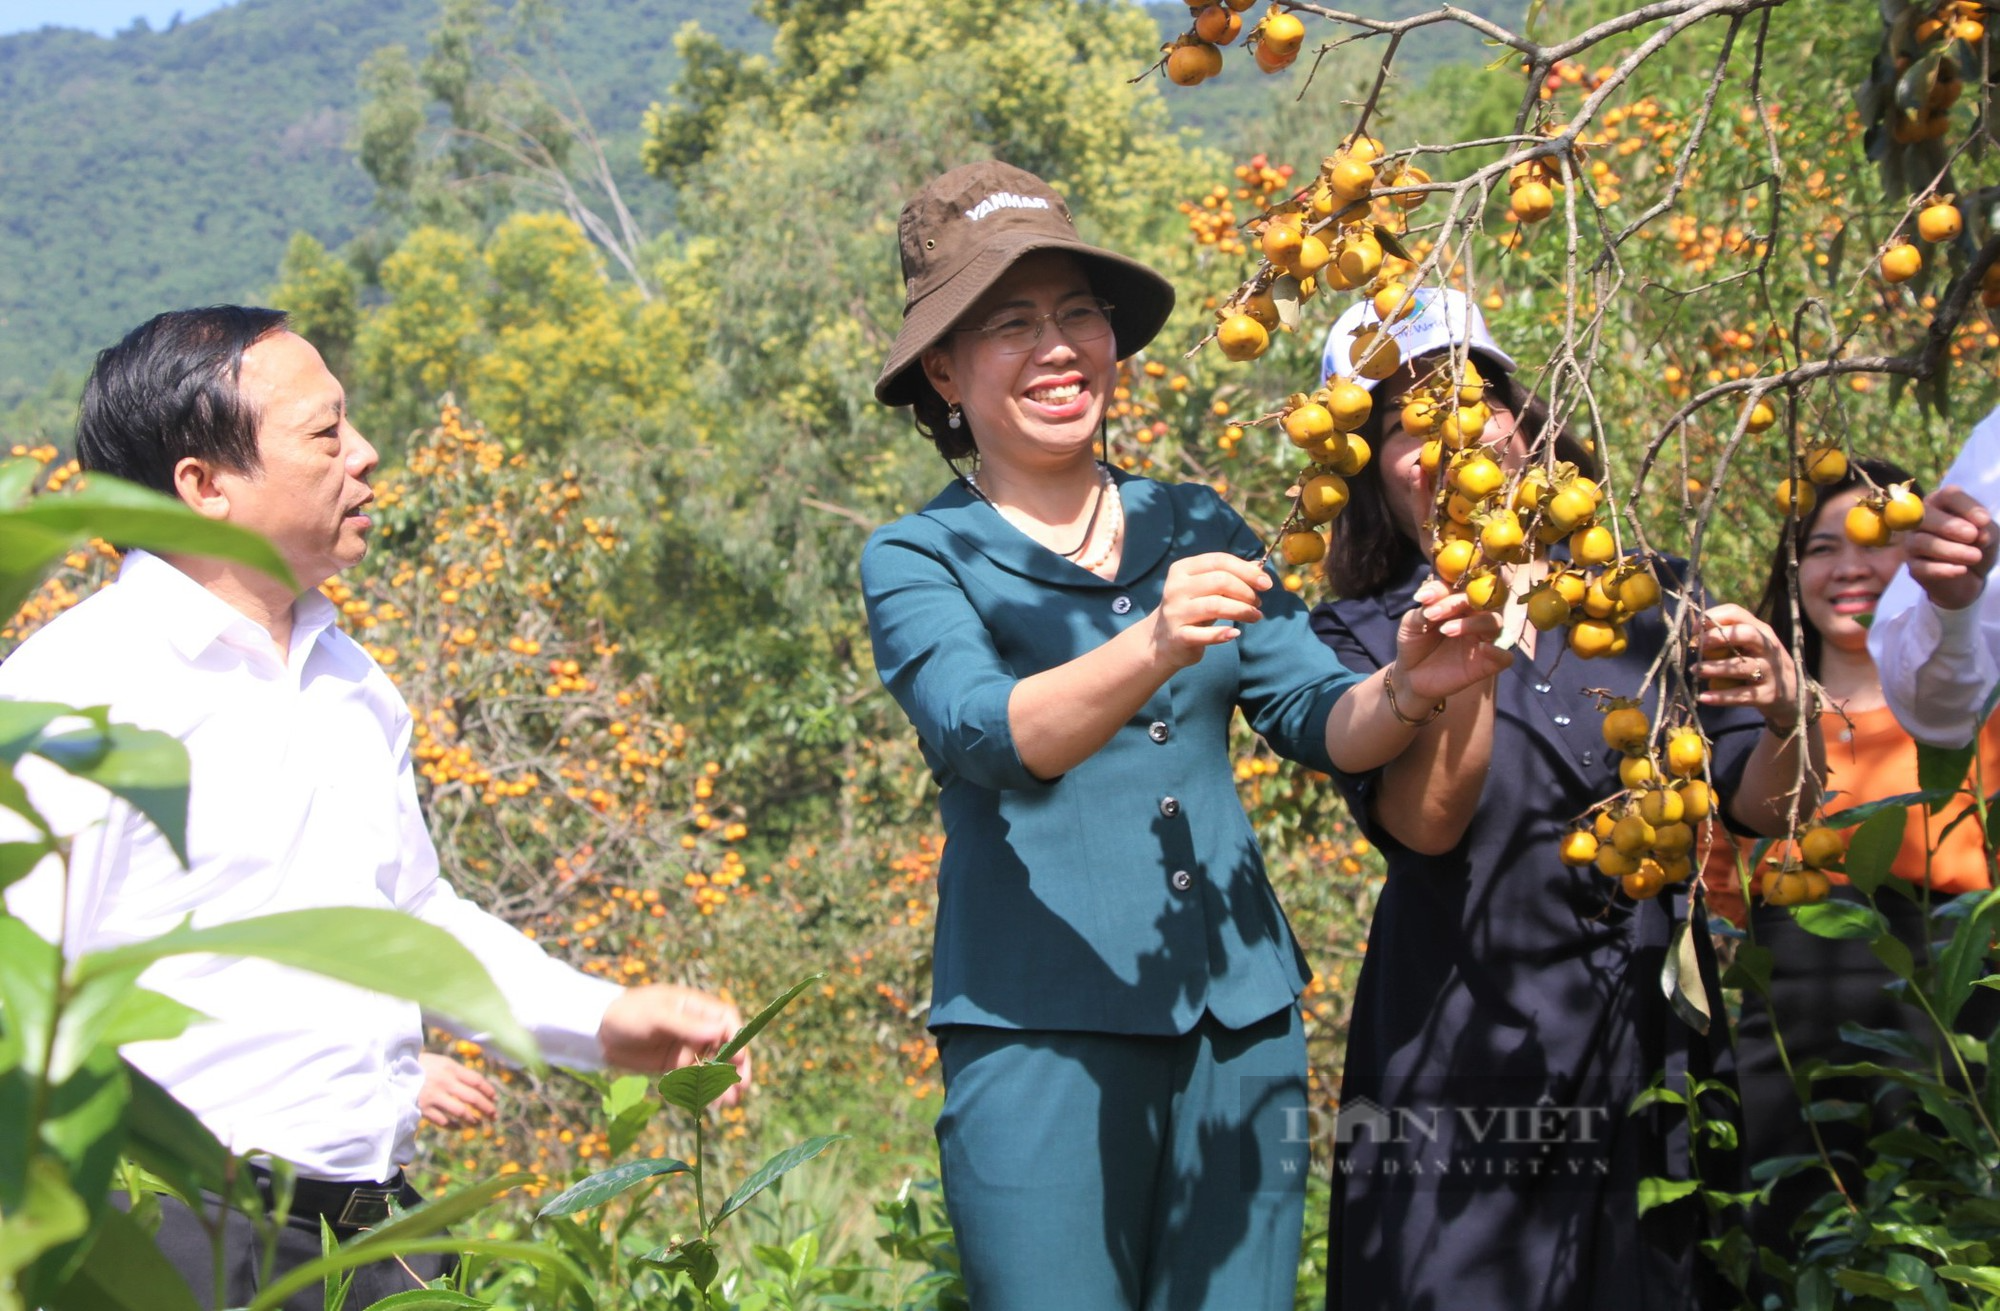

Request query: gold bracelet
[{"left": 1384, "top": 668, "right": 1446, "bottom": 728}]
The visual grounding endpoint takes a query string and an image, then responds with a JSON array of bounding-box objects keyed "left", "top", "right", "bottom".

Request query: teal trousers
[{"left": 935, "top": 1005, "right": 1308, "bottom": 1311}]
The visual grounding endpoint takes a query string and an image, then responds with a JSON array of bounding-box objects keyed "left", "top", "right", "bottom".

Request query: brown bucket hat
[{"left": 874, "top": 160, "right": 1177, "bottom": 408}]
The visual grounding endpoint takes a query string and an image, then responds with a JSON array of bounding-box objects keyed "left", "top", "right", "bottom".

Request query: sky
[{"left": 0, "top": 0, "right": 237, "bottom": 36}]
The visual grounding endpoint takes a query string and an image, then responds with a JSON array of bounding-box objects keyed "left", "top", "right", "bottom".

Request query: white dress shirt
[
  {"left": 1, "top": 551, "right": 621, "bottom": 1181},
  {"left": 1870, "top": 403, "right": 2000, "bottom": 747}
]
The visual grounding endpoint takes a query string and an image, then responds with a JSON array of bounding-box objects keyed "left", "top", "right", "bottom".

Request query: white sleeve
[
  {"left": 385, "top": 715, "right": 621, "bottom": 1069},
  {"left": 1870, "top": 403, "right": 2000, "bottom": 746}
]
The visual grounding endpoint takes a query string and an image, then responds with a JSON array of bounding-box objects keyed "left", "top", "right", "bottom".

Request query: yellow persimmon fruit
[
  {"left": 1846, "top": 501, "right": 1892, "bottom": 547},
  {"left": 1512, "top": 179, "right": 1556, "bottom": 223},
  {"left": 1881, "top": 242, "right": 1923, "bottom": 283},
  {"left": 1216, "top": 314, "right": 1270, "bottom": 361},
  {"left": 1665, "top": 728, "right": 1708, "bottom": 777},
  {"left": 1918, "top": 201, "right": 1963, "bottom": 243},
  {"left": 1325, "top": 379, "right": 1373, "bottom": 430},
  {"left": 1193, "top": 4, "right": 1243, "bottom": 44},
  {"left": 1883, "top": 483, "right": 1926, "bottom": 531},
  {"left": 1280, "top": 527, "right": 1328, "bottom": 565},
  {"left": 1602, "top": 704, "right": 1650, "bottom": 755},
  {"left": 1799, "top": 825, "right": 1847, "bottom": 869},
  {"left": 1527, "top": 586, "right": 1572, "bottom": 631},
  {"left": 1298, "top": 472, "right": 1350, "bottom": 523},
  {"left": 1570, "top": 523, "right": 1617, "bottom": 567},
  {"left": 1453, "top": 453, "right": 1505, "bottom": 499},
  {"left": 1803, "top": 445, "right": 1848, "bottom": 485},
  {"left": 1560, "top": 830, "right": 1600, "bottom": 866},
  {"left": 1326, "top": 433, "right": 1371, "bottom": 477},
  {"left": 1283, "top": 401, "right": 1336, "bottom": 445},
  {"left": 1433, "top": 537, "right": 1477, "bottom": 582}
]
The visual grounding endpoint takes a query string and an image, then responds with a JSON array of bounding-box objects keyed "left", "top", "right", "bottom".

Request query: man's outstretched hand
[{"left": 598, "top": 984, "right": 751, "bottom": 1106}]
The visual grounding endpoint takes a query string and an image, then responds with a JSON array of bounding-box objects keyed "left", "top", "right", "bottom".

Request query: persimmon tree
[{"left": 1147, "top": 0, "right": 2000, "bottom": 1301}]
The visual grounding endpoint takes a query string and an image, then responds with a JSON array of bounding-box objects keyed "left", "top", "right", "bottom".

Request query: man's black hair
[{"left": 77, "top": 306, "right": 290, "bottom": 495}]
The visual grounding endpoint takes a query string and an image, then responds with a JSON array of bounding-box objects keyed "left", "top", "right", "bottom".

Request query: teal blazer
[{"left": 861, "top": 471, "right": 1362, "bottom": 1035}]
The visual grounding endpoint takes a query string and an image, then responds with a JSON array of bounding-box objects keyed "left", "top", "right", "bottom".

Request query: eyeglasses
[{"left": 953, "top": 300, "right": 1116, "bottom": 355}]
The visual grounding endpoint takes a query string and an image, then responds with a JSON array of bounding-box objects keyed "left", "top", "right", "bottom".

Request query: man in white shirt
[
  {"left": 1868, "top": 403, "right": 2000, "bottom": 746},
  {"left": 2, "top": 306, "right": 750, "bottom": 1307}
]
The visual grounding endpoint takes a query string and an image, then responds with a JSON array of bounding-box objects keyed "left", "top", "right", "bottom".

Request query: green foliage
[
  {"left": 270, "top": 232, "right": 365, "bottom": 377},
  {"left": 0, "top": 0, "right": 766, "bottom": 411},
  {"left": 639, "top": 25, "right": 773, "bottom": 185}
]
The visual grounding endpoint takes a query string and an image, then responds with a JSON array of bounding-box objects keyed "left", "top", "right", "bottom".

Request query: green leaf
[
  {"left": 752, "top": 1242, "right": 798, "bottom": 1278},
  {"left": 51, "top": 970, "right": 203, "bottom": 1084},
  {"left": 0, "top": 457, "right": 42, "bottom": 507},
  {"left": 37, "top": 1050, "right": 131, "bottom": 1210},
  {"left": 1934, "top": 889, "right": 2000, "bottom": 1026},
  {"left": 1939, "top": 1266, "right": 2000, "bottom": 1296},
  {"left": 0, "top": 917, "right": 61, "bottom": 1077},
  {"left": 713, "top": 1135, "right": 847, "bottom": 1228},
  {"left": 656, "top": 1062, "right": 741, "bottom": 1115},
  {"left": 1875, "top": 1126, "right": 1951, "bottom": 1163},
  {"left": 1722, "top": 942, "right": 1773, "bottom": 996},
  {"left": 72, "top": 908, "right": 538, "bottom": 1066},
  {"left": 33, "top": 725, "right": 190, "bottom": 868},
  {"left": 1837, "top": 1021, "right": 1926, "bottom": 1063},
  {"left": 9, "top": 480, "right": 295, "bottom": 591},
  {"left": 1870, "top": 931, "right": 1917, "bottom": 983},
  {"left": 716, "top": 973, "right": 824, "bottom": 1064},
  {"left": 535, "top": 1157, "right": 692, "bottom": 1219},
  {"left": 1792, "top": 900, "right": 1888, "bottom": 940},
  {"left": 120, "top": 1062, "right": 230, "bottom": 1205},
  {"left": 601, "top": 1075, "right": 654, "bottom": 1159},
  {"left": 1748, "top": 1152, "right": 1823, "bottom": 1185},
  {"left": 0, "top": 702, "right": 74, "bottom": 765},
  {"left": 1636, "top": 1176, "right": 1701, "bottom": 1217},
  {"left": 1823, "top": 791, "right": 1929, "bottom": 828},
  {"left": 0, "top": 840, "right": 54, "bottom": 897},
  {"left": 36, "top": 1197, "right": 205, "bottom": 1311},
  {"left": 251, "top": 1239, "right": 589, "bottom": 1311},
  {"left": 1919, "top": 737, "right": 1979, "bottom": 798},
  {"left": 0, "top": 1157, "right": 89, "bottom": 1287},
  {"left": 0, "top": 518, "right": 77, "bottom": 622},
  {"left": 1844, "top": 807, "right": 1908, "bottom": 897},
  {"left": 1835, "top": 1268, "right": 1918, "bottom": 1296},
  {"left": 340, "top": 1174, "right": 522, "bottom": 1257},
  {"left": 639, "top": 1236, "right": 720, "bottom": 1292},
  {"left": 351, "top": 1293, "right": 492, "bottom": 1309},
  {"left": 0, "top": 767, "right": 53, "bottom": 841},
  {"left": 1629, "top": 1085, "right": 1687, "bottom": 1110}
]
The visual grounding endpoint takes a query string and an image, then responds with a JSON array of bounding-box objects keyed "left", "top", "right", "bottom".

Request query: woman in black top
[{"left": 1307, "top": 291, "right": 1821, "bottom": 1310}]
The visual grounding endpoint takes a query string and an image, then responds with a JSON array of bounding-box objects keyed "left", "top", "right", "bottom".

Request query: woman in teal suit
[{"left": 861, "top": 161, "right": 1511, "bottom": 1310}]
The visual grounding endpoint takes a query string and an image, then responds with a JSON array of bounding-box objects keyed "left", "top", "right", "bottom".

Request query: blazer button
[
  {"left": 1170, "top": 869, "right": 1194, "bottom": 892},
  {"left": 1148, "top": 721, "right": 1170, "bottom": 744},
  {"left": 1159, "top": 796, "right": 1180, "bottom": 818},
  {"left": 1112, "top": 595, "right": 1133, "bottom": 615}
]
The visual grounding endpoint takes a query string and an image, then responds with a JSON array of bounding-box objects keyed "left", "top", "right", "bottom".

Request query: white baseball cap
[{"left": 1320, "top": 287, "right": 1517, "bottom": 390}]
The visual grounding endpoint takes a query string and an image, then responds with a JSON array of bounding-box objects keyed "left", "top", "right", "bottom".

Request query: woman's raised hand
[
  {"left": 1391, "top": 577, "right": 1514, "bottom": 704},
  {"left": 1147, "top": 552, "right": 1271, "bottom": 669},
  {"left": 1696, "top": 603, "right": 1806, "bottom": 732}
]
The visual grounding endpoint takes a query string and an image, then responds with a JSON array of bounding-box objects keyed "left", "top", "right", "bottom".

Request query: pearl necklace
[{"left": 962, "top": 462, "right": 1123, "bottom": 572}]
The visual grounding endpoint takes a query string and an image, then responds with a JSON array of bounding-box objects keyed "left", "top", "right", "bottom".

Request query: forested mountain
[
  {"left": 0, "top": 0, "right": 1523, "bottom": 410},
  {"left": 0, "top": 0, "right": 764, "bottom": 405}
]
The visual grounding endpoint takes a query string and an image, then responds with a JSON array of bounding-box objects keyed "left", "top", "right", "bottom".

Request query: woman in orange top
[{"left": 1718, "top": 457, "right": 2000, "bottom": 1255}]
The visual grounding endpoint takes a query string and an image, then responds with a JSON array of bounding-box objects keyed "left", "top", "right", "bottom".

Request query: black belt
[{"left": 250, "top": 1165, "right": 407, "bottom": 1231}]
